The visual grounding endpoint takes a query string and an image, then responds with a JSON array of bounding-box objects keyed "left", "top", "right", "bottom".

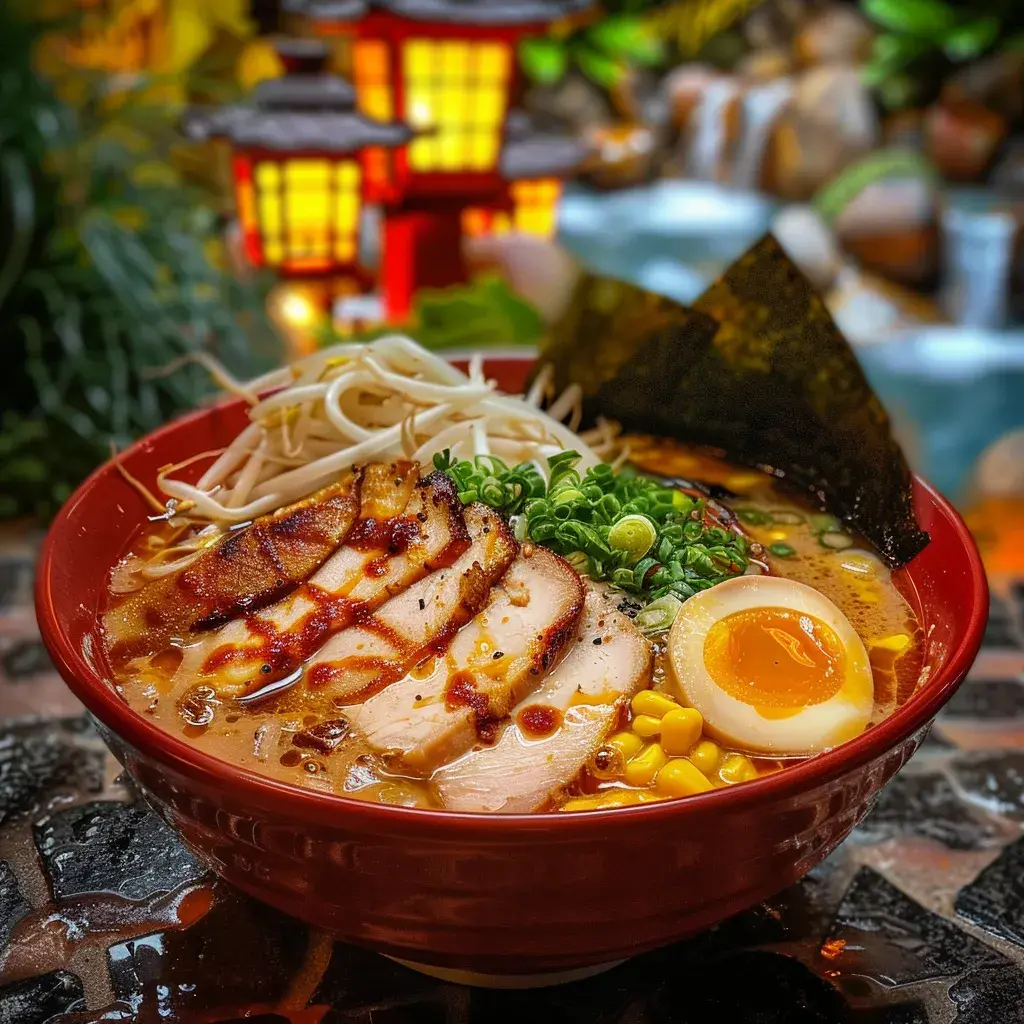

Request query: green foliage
[
  {"left": 860, "top": 0, "right": 1024, "bottom": 110},
  {"left": 319, "top": 275, "right": 544, "bottom": 352},
  {"left": 518, "top": 4, "right": 665, "bottom": 92},
  {"left": 0, "top": 6, "right": 281, "bottom": 522},
  {"left": 434, "top": 450, "right": 747, "bottom": 603}
]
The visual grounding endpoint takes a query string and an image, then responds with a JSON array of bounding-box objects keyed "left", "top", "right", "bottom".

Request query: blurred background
[{"left": 1, "top": 0, "right": 1022, "bottom": 584}]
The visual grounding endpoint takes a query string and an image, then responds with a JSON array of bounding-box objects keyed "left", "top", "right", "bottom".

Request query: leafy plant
[
  {"left": 0, "top": 6, "right": 281, "bottom": 521},
  {"left": 318, "top": 275, "right": 544, "bottom": 352},
  {"left": 860, "top": 0, "right": 1024, "bottom": 109},
  {"left": 519, "top": 1, "right": 664, "bottom": 90}
]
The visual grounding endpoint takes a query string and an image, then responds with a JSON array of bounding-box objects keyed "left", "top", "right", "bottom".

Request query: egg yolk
[{"left": 703, "top": 606, "right": 846, "bottom": 708}]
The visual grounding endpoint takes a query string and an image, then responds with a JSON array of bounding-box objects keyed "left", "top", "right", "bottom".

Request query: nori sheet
[{"left": 539, "top": 234, "right": 929, "bottom": 567}]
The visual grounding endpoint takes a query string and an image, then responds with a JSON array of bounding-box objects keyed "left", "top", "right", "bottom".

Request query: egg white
[{"left": 667, "top": 576, "right": 874, "bottom": 756}]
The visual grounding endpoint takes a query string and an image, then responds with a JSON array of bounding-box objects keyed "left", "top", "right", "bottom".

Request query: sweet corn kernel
[
  {"left": 689, "top": 739, "right": 722, "bottom": 775},
  {"left": 623, "top": 743, "right": 668, "bottom": 786},
  {"left": 631, "top": 690, "right": 678, "bottom": 719},
  {"left": 561, "top": 789, "right": 662, "bottom": 811},
  {"left": 655, "top": 758, "right": 715, "bottom": 797},
  {"left": 660, "top": 707, "right": 704, "bottom": 755},
  {"left": 608, "top": 731, "right": 644, "bottom": 761},
  {"left": 720, "top": 753, "right": 758, "bottom": 784},
  {"left": 632, "top": 714, "right": 663, "bottom": 738}
]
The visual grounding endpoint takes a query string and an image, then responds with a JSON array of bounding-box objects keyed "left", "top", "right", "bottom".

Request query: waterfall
[
  {"left": 731, "top": 78, "right": 795, "bottom": 190},
  {"left": 685, "top": 78, "right": 741, "bottom": 181}
]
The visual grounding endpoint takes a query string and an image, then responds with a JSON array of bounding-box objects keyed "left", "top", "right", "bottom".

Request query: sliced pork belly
[
  {"left": 174, "top": 468, "right": 469, "bottom": 698},
  {"left": 103, "top": 476, "right": 359, "bottom": 661},
  {"left": 351, "top": 546, "right": 585, "bottom": 772},
  {"left": 434, "top": 588, "right": 651, "bottom": 813},
  {"left": 302, "top": 505, "right": 517, "bottom": 704}
]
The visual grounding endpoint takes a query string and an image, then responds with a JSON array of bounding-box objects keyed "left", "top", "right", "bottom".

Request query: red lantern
[
  {"left": 182, "top": 40, "right": 411, "bottom": 285},
  {"left": 286, "top": 1, "right": 597, "bottom": 319}
]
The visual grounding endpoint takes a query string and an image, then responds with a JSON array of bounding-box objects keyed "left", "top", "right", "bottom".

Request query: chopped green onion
[
  {"left": 768, "top": 542, "right": 796, "bottom": 558},
  {"left": 820, "top": 531, "right": 854, "bottom": 551},
  {"left": 735, "top": 508, "right": 774, "bottom": 526},
  {"left": 607, "top": 514, "right": 657, "bottom": 564},
  {"left": 809, "top": 513, "right": 841, "bottom": 535},
  {"left": 768, "top": 510, "right": 804, "bottom": 525},
  {"left": 633, "top": 595, "right": 683, "bottom": 635}
]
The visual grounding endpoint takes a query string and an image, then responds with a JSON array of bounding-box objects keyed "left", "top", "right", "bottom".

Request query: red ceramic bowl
[{"left": 36, "top": 355, "right": 988, "bottom": 983}]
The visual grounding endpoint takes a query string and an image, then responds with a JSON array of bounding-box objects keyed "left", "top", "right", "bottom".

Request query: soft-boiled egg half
[{"left": 667, "top": 576, "right": 873, "bottom": 756}]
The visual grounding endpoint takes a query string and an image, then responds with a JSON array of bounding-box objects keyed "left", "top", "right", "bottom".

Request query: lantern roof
[
  {"left": 181, "top": 40, "right": 412, "bottom": 154},
  {"left": 500, "top": 111, "right": 595, "bottom": 181},
  {"left": 284, "top": 0, "right": 597, "bottom": 27}
]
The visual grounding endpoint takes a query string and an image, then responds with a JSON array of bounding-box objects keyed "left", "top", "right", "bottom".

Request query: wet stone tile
[
  {"left": 0, "top": 859, "right": 29, "bottom": 948},
  {"left": 951, "top": 751, "right": 1024, "bottom": 820},
  {"left": 948, "top": 966, "right": 1024, "bottom": 1024},
  {"left": 851, "top": 773, "right": 1002, "bottom": 850},
  {"left": 955, "top": 835, "right": 1024, "bottom": 947},
  {"left": 941, "top": 679, "right": 1024, "bottom": 720},
  {"left": 34, "top": 799, "right": 206, "bottom": 901},
  {"left": 108, "top": 888, "right": 309, "bottom": 1013},
  {"left": 0, "top": 970, "right": 86, "bottom": 1024},
  {"left": 1, "top": 639, "right": 55, "bottom": 680},
  {"left": 830, "top": 867, "right": 1007, "bottom": 986},
  {"left": 0, "top": 719, "right": 105, "bottom": 825}
]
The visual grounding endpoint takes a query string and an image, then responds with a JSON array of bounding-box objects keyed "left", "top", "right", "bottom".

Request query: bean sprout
[{"left": 152, "top": 335, "right": 606, "bottom": 530}]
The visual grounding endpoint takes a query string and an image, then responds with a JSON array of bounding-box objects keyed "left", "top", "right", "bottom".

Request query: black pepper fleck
[
  {"left": 260, "top": 664, "right": 272, "bottom": 674},
  {"left": 418, "top": 598, "right": 425, "bottom": 610},
  {"left": 493, "top": 651, "right": 504, "bottom": 659},
  {"left": 593, "top": 637, "right": 603, "bottom": 645}
]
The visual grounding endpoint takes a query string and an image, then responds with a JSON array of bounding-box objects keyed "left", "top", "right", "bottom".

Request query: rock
[
  {"left": 882, "top": 109, "right": 926, "bottom": 151},
  {"left": 834, "top": 176, "right": 940, "bottom": 287},
  {"left": 991, "top": 138, "right": 1024, "bottom": 194},
  {"left": 1, "top": 640, "right": 54, "bottom": 680},
  {"left": 956, "top": 835, "right": 1024, "bottom": 946},
  {"left": 925, "top": 100, "right": 1009, "bottom": 183},
  {"left": 772, "top": 204, "right": 844, "bottom": 291},
  {"left": 831, "top": 867, "right": 1008, "bottom": 985},
  {"left": 944, "top": 51, "right": 1024, "bottom": 124},
  {"left": 851, "top": 772, "right": 1004, "bottom": 851},
  {"left": 736, "top": 48, "right": 794, "bottom": 82},
  {"left": 523, "top": 72, "right": 614, "bottom": 136},
  {"left": 949, "top": 967, "right": 1024, "bottom": 1024},
  {"left": 0, "top": 971, "right": 86, "bottom": 1024},
  {"left": 794, "top": 5, "right": 874, "bottom": 67},
  {"left": 952, "top": 752, "right": 1024, "bottom": 821},
  {"left": 34, "top": 800, "right": 206, "bottom": 901},
  {"left": 580, "top": 122, "right": 659, "bottom": 190},
  {"left": 0, "top": 719, "right": 105, "bottom": 826},
  {"left": 763, "top": 65, "right": 879, "bottom": 199},
  {"left": 0, "top": 555, "right": 33, "bottom": 611},
  {"left": 0, "top": 860, "right": 29, "bottom": 948}
]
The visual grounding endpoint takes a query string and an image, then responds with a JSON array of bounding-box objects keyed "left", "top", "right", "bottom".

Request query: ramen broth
[{"left": 104, "top": 440, "right": 924, "bottom": 812}]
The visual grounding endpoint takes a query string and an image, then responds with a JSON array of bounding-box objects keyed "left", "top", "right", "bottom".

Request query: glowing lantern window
[
  {"left": 354, "top": 40, "right": 393, "bottom": 121},
  {"left": 402, "top": 39, "right": 511, "bottom": 173},
  {"left": 183, "top": 39, "right": 411, "bottom": 279},
  {"left": 511, "top": 178, "right": 562, "bottom": 237}
]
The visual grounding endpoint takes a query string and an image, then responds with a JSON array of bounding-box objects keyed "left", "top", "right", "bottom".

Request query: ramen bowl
[{"left": 36, "top": 355, "right": 987, "bottom": 984}]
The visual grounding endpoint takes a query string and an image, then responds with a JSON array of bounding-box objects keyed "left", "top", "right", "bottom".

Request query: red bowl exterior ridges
[{"left": 35, "top": 356, "right": 988, "bottom": 974}]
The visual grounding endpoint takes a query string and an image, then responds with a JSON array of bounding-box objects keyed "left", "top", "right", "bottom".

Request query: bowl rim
[{"left": 36, "top": 370, "right": 989, "bottom": 836}]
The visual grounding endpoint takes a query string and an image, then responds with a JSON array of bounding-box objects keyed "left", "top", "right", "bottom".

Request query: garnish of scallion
[{"left": 434, "top": 450, "right": 748, "bottom": 606}]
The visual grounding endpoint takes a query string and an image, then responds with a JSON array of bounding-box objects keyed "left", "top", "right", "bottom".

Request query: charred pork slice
[
  {"left": 302, "top": 505, "right": 517, "bottom": 704},
  {"left": 173, "top": 469, "right": 469, "bottom": 698},
  {"left": 103, "top": 476, "right": 360, "bottom": 660},
  {"left": 434, "top": 587, "right": 651, "bottom": 813},
  {"left": 351, "top": 546, "right": 585, "bottom": 772}
]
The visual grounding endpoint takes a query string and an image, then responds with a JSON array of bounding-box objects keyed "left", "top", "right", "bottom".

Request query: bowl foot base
[{"left": 385, "top": 957, "right": 626, "bottom": 989}]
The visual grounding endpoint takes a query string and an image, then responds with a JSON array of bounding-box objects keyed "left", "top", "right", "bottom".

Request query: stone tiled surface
[{"left": 1, "top": 528, "right": 1024, "bottom": 1023}]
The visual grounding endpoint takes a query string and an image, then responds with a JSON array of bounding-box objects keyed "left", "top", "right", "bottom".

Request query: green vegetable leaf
[
  {"left": 1005, "top": 32, "right": 1024, "bottom": 52},
  {"left": 943, "top": 16, "right": 1001, "bottom": 60},
  {"left": 768, "top": 542, "right": 796, "bottom": 558},
  {"left": 574, "top": 44, "right": 623, "bottom": 89},
  {"left": 586, "top": 14, "right": 663, "bottom": 66},
  {"left": 863, "top": 32, "right": 932, "bottom": 82},
  {"left": 861, "top": 0, "right": 958, "bottom": 40},
  {"left": 518, "top": 36, "right": 568, "bottom": 85}
]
